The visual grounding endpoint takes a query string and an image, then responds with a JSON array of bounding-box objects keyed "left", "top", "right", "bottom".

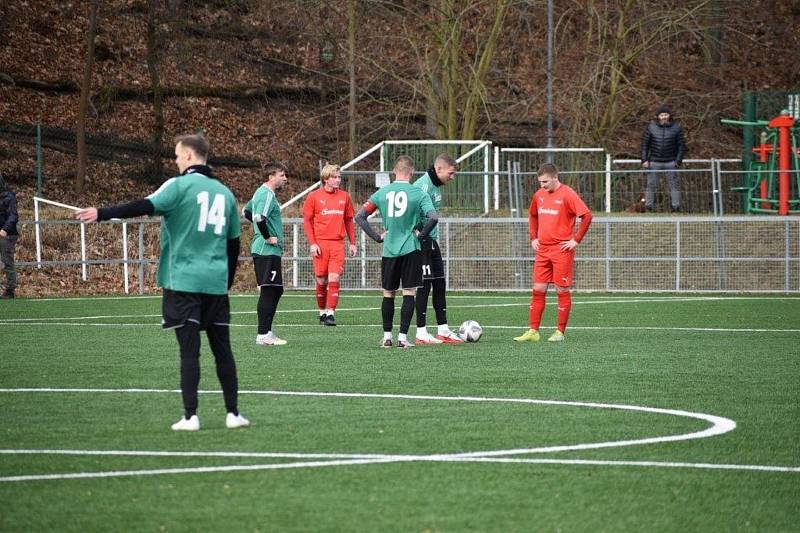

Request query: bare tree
[
  {"left": 564, "top": 0, "right": 711, "bottom": 148},
  {"left": 703, "top": 0, "right": 722, "bottom": 68},
  {"left": 416, "top": 0, "right": 510, "bottom": 140},
  {"left": 75, "top": 0, "right": 98, "bottom": 194},
  {"left": 351, "top": 0, "right": 510, "bottom": 141},
  {"left": 347, "top": 0, "right": 358, "bottom": 159},
  {"left": 147, "top": 0, "right": 165, "bottom": 183},
  {"left": 147, "top": 0, "right": 164, "bottom": 182}
]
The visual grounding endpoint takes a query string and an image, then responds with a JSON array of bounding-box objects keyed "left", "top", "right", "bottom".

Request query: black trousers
[{"left": 174, "top": 322, "right": 238, "bottom": 417}]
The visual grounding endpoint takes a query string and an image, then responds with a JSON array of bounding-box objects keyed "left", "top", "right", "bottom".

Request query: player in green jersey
[
  {"left": 243, "top": 162, "right": 288, "bottom": 346},
  {"left": 412, "top": 153, "right": 464, "bottom": 344},
  {"left": 355, "top": 156, "right": 439, "bottom": 348},
  {"left": 75, "top": 133, "right": 249, "bottom": 432}
]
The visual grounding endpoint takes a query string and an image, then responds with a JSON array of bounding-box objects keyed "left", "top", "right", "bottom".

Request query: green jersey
[
  {"left": 147, "top": 171, "right": 241, "bottom": 295},
  {"left": 246, "top": 184, "right": 283, "bottom": 256},
  {"left": 368, "top": 181, "right": 435, "bottom": 257},
  {"left": 413, "top": 171, "right": 443, "bottom": 241}
]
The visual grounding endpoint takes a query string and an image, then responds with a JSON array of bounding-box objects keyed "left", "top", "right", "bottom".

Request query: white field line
[
  {"left": 4, "top": 389, "right": 797, "bottom": 481},
  {"left": 7, "top": 449, "right": 799, "bottom": 474},
  {"left": 21, "top": 294, "right": 800, "bottom": 303},
  {"left": 0, "top": 457, "right": 406, "bottom": 483},
  {"left": 1, "top": 322, "right": 798, "bottom": 333},
  {"left": 0, "top": 388, "right": 736, "bottom": 457},
  {"left": 3, "top": 295, "right": 798, "bottom": 324},
  {"left": 489, "top": 325, "right": 800, "bottom": 333},
  {"left": 0, "top": 449, "right": 388, "bottom": 460},
  {"left": 2, "top": 456, "right": 798, "bottom": 483},
  {"left": 445, "top": 457, "right": 800, "bottom": 473}
]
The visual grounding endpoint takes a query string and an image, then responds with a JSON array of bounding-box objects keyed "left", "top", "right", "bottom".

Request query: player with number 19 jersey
[
  {"left": 367, "top": 182, "right": 434, "bottom": 257},
  {"left": 147, "top": 171, "right": 241, "bottom": 295}
]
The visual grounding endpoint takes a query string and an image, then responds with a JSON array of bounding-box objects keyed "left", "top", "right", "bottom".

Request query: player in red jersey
[
  {"left": 514, "top": 163, "right": 593, "bottom": 342},
  {"left": 302, "top": 164, "right": 357, "bottom": 326}
]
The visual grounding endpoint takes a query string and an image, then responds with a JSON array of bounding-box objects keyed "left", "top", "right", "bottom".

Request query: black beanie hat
[{"left": 656, "top": 104, "right": 672, "bottom": 116}]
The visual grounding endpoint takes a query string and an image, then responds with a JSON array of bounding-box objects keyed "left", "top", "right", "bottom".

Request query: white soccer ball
[{"left": 458, "top": 320, "right": 483, "bottom": 342}]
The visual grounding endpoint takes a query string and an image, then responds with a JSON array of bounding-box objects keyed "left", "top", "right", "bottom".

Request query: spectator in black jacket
[
  {"left": 0, "top": 172, "right": 18, "bottom": 299},
  {"left": 641, "top": 104, "right": 687, "bottom": 212}
]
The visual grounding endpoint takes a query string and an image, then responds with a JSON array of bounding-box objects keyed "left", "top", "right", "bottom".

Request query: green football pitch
[{"left": 1, "top": 292, "right": 798, "bottom": 532}]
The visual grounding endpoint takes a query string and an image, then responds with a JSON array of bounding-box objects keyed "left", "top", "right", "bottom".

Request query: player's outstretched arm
[
  {"left": 75, "top": 199, "right": 154, "bottom": 223},
  {"left": 74, "top": 207, "right": 99, "bottom": 223}
]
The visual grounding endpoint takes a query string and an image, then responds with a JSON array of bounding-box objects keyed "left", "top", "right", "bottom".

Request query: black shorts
[
  {"left": 421, "top": 238, "right": 445, "bottom": 280},
  {"left": 162, "top": 289, "right": 230, "bottom": 330},
  {"left": 253, "top": 254, "right": 283, "bottom": 287},
  {"left": 381, "top": 250, "right": 423, "bottom": 291}
]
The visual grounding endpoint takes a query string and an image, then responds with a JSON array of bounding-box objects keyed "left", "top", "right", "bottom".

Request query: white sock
[
  {"left": 416, "top": 326, "right": 428, "bottom": 338},
  {"left": 398, "top": 333, "right": 408, "bottom": 342},
  {"left": 326, "top": 309, "right": 334, "bottom": 316},
  {"left": 438, "top": 324, "right": 450, "bottom": 335},
  {"left": 383, "top": 332, "right": 392, "bottom": 341},
  {"left": 319, "top": 311, "right": 326, "bottom": 317}
]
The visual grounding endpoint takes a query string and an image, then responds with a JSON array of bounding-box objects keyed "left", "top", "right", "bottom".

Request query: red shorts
[
  {"left": 313, "top": 240, "right": 346, "bottom": 277},
  {"left": 533, "top": 243, "right": 575, "bottom": 287}
]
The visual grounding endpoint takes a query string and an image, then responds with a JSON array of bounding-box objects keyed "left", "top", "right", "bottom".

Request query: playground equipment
[{"left": 722, "top": 110, "right": 800, "bottom": 215}]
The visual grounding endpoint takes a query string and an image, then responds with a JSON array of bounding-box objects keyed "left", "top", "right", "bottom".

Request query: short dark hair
[
  {"left": 174, "top": 133, "right": 209, "bottom": 160},
  {"left": 393, "top": 155, "right": 415, "bottom": 173},
  {"left": 434, "top": 153, "right": 457, "bottom": 168},
  {"left": 263, "top": 162, "right": 287, "bottom": 179},
  {"left": 537, "top": 163, "right": 559, "bottom": 177}
]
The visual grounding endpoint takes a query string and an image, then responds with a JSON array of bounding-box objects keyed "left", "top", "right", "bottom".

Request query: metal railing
[
  {"left": 282, "top": 149, "right": 745, "bottom": 216},
  {"left": 20, "top": 216, "right": 800, "bottom": 294}
]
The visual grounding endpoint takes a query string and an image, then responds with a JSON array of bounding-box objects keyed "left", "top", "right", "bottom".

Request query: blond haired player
[{"left": 302, "top": 164, "right": 357, "bottom": 326}]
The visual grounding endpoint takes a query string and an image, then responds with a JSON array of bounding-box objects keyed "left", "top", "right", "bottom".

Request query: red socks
[
  {"left": 556, "top": 291, "right": 572, "bottom": 333},
  {"left": 315, "top": 282, "right": 327, "bottom": 310},
  {"left": 529, "top": 290, "right": 546, "bottom": 330},
  {"left": 326, "top": 281, "right": 340, "bottom": 311}
]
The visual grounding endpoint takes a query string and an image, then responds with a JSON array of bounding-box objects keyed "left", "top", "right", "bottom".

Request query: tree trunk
[
  {"left": 146, "top": 0, "right": 164, "bottom": 184},
  {"left": 444, "top": 0, "right": 461, "bottom": 139},
  {"left": 76, "top": 0, "right": 98, "bottom": 194},
  {"left": 347, "top": 0, "right": 358, "bottom": 160},
  {"left": 461, "top": 0, "right": 508, "bottom": 140},
  {"left": 704, "top": 0, "right": 722, "bottom": 67}
]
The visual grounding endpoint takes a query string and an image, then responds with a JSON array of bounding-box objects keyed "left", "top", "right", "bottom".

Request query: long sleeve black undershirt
[
  {"left": 97, "top": 199, "right": 154, "bottom": 221},
  {"left": 417, "top": 210, "right": 438, "bottom": 240},
  {"left": 227, "top": 237, "right": 240, "bottom": 289},
  {"left": 354, "top": 207, "right": 439, "bottom": 242},
  {"left": 243, "top": 208, "right": 272, "bottom": 240},
  {"left": 354, "top": 207, "right": 383, "bottom": 242}
]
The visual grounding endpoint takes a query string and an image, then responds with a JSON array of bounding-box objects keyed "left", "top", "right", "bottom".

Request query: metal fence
[
  {"left": 282, "top": 140, "right": 493, "bottom": 215},
  {"left": 324, "top": 159, "right": 745, "bottom": 216},
  {"left": 20, "top": 216, "right": 800, "bottom": 294}
]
